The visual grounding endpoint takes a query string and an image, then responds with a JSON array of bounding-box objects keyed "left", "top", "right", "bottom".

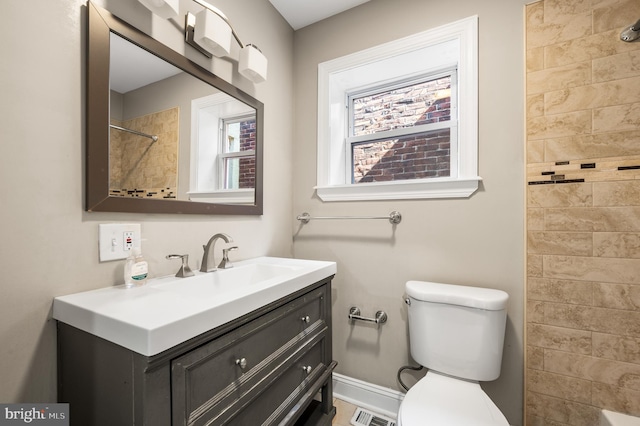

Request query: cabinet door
[{"left": 172, "top": 285, "right": 329, "bottom": 426}]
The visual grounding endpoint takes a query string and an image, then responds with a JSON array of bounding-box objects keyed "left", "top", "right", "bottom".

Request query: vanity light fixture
[
  {"left": 185, "top": 0, "right": 268, "bottom": 83},
  {"left": 136, "top": 0, "right": 268, "bottom": 83},
  {"left": 191, "top": 7, "right": 232, "bottom": 57},
  {"left": 137, "top": 0, "right": 179, "bottom": 19},
  {"left": 238, "top": 44, "right": 268, "bottom": 84}
]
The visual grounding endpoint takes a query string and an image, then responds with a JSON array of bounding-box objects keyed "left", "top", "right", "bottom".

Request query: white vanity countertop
[{"left": 53, "top": 257, "right": 336, "bottom": 356}]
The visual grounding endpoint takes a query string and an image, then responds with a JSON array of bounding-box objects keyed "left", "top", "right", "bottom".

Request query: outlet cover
[{"left": 99, "top": 223, "right": 141, "bottom": 262}]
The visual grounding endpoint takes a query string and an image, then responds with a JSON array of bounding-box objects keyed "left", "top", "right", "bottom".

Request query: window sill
[
  {"left": 315, "top": 177, "right": 481, "bottom": 202},
  {"left": 188, "top": 189, "right": 254, "bottom": 204}
]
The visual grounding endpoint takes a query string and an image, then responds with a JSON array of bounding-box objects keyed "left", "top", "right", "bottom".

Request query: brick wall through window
[
  {"left": 351, "top": 76, "right": 452, "bottom": 183},
  {"left": 238, "top": 119, "right": 256, "bottom": 188}
]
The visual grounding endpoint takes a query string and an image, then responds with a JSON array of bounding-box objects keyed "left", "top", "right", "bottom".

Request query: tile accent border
[
  {"left": 528, "top": 156, "right": 640, "bottom": 185},
  {"left": 109, "top": 187, "right": 176, "bottom": 199}
]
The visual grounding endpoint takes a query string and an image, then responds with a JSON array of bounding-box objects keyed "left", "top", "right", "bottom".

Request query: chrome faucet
[{"left": 200, "top": 233, "right": 233, "bottom": 272}]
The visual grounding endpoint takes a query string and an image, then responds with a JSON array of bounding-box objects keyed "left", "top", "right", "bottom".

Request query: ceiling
[
  {"left": 110, "top": 33, "right": 182, "bottom": 93},
  {"left": 268, "top": 0, "right": 371, "bottom": 30}
]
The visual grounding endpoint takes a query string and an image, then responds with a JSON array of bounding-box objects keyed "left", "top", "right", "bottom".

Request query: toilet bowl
[
  {"left": 398, "top": 371, "right": 509, "bottom": 426},
  {"left": 399, "top": 280, "right": 510, "bottom": 425}
]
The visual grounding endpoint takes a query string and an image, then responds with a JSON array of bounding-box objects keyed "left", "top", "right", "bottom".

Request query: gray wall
[
  {"left": 291, "top": 0, "right": 526, "bottom": 424},
  {"left": 0, "top": 0, "right": 293, "bottom": 402}
]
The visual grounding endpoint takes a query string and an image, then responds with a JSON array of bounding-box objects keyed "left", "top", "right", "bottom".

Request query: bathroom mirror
[{"left": 87, "top": 2, "right": 263, "bottom": 214}]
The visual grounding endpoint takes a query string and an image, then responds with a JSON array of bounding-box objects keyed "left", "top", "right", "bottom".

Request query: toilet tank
[{"left": 405, "top": 280, "right": 508, "bottom": 381}]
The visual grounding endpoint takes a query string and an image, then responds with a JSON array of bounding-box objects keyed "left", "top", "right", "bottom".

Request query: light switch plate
[{"left": 99, "top": 223, "right": 141, "bottom": 262}]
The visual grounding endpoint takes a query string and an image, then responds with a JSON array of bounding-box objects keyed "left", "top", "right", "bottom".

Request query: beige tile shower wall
[
  {"left": 110, "top": 118, "right": 124, "bottom": 187},
  {"left": 525, "top": 0, "right": 640, "bottom": 425},
  {"left": 109, "top": 107, "right": 179, "bottom": 196}
]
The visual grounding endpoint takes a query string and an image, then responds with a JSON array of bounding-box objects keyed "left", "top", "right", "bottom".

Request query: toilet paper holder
[{"left": 348, "top": 306, "right": 388, "bottom": 325}]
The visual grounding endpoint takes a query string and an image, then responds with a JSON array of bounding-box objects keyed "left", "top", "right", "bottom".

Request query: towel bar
[{"left": 297, "top": 211, "right": 401, "bottom": 225}]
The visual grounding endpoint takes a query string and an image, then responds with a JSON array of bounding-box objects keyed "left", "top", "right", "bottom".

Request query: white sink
[{"left": 53, "top": 257, "right": 336, "bottom": 356}]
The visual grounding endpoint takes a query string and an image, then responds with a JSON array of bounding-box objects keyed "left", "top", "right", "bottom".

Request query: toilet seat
[{"left": 398, "top": 371, "right": 509, "bottom": 426}]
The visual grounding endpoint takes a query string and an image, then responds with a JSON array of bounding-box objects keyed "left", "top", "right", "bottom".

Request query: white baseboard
[{"left": 332, "top": 373, "right": 405, "bottom": 420}]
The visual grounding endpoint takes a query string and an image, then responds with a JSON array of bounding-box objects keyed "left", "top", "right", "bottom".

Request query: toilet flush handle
[{"left": 405, "top": 297, "right": 411, "bottom": 306}]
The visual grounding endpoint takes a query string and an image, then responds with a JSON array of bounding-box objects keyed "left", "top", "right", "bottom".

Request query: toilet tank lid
[{"left": 406, "top": 281, "right": 509, "bottom": 311}]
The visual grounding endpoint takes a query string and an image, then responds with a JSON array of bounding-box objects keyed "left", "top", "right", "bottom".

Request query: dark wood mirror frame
[{"left": 87, "top": 2, "right": 263, "bottom": 215}]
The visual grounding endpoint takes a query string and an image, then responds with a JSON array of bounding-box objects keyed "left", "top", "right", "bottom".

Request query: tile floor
[{"left": 332, "top": 398, "right": 358, "bottom": 426}]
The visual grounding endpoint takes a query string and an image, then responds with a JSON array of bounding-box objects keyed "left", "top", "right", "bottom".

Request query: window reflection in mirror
[
  {"left": 221, "top": 115, "right": 256, "bottom": 190},
  {"left": 188, "top": 93, "right": 256, "bottom": 204}
]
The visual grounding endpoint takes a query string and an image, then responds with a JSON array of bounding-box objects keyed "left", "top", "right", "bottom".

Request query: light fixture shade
[
  {"left": 239, "top": 45, "right": 268, "bottom": 83},
  {"left": 137, "top": 0, "right": 179, "bottom": 20},
  {"left": 193, "top": 9, "right": 232, "bottom": 57}
]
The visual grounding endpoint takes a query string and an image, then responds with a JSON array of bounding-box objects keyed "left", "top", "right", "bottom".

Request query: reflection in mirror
[
  {"left": 109, "top": 33, "right": 256, "bottom": 204},
  {"left": 109, "top": 33, "right": 182, "bottom": 200},
  {"left": 189, "top": 93, "right": 256, "bottom": 204},
  {"left": 86, "top": 2, "right": 263, "bottom": 215}
]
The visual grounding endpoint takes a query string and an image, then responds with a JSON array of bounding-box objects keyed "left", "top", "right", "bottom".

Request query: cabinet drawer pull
[
  {"left": 235, "top": 358, "right": 247, "bottom": 369},
  {"left": 302, "top": 365, "right": 312, "bottom": 374},
  {"left": 301, "top": 315, "right": 310, "bottom": 323}
]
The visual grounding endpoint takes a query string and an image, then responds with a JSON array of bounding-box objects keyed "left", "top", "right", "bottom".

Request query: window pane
[
  {"left": 223, "top": 157, "right": 256, "bottom": 189},
  {"left": 352, "top": 76, "right": 451, "bottom": 136},
  {"left": 224, "top": 118, "right": 256, "bottom": 154},
  {"left": 220, "top": 115, "right": 256, "bottom": 190},
  {"left": 352, "top": 129, "right": 450, "bottom": 183}
]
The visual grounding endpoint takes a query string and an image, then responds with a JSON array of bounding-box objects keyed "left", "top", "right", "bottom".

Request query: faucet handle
[
  {"left": 218, "top": 247, "right": 238, "bottom": 269},
  {"left": 166, "top": 254, "right": 195, "bottom": 278}
]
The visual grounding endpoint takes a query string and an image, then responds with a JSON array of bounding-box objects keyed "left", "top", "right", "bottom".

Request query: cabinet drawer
[
  {"left": 198, "top": 339, "right": 325, "bottom": 426},
  {"left": 172, "top": 286, "right": 328, "bottom": 426}
]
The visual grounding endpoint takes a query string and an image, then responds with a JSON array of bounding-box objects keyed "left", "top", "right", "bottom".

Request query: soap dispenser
[{"left": 124, "top": 247, "right": 148, "bottom": 287}]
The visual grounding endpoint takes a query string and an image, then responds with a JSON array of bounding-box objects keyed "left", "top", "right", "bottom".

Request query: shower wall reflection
[{"left": 109, "top": 106, "right": 179, "bottom": 199}]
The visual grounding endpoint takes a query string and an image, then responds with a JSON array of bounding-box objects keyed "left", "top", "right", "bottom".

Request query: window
[
  {"left": 189, "top": 93, "right": 256, "bottom": 204},
  {"left": 219, "top": 115, "right": 256, "bottom": 190},
  {"left": 316, "top": 16, "right": 479, "bottom": 201},
  {"left": 348, "top": 71, "right": 456, "bottom": 184}
]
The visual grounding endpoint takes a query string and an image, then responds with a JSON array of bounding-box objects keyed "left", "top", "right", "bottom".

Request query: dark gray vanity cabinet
[{"left": 57, "top": 277, "right": 336, "bottom": 426}]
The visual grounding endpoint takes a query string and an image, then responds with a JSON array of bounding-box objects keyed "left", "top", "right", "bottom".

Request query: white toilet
[{"left": 398, "top": 280, "right": 510, "bottom": 426}]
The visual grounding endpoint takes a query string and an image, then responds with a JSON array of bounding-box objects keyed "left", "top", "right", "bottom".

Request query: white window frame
[{"left": 316, "top": 16, "right": 480, "bottom": 201}]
